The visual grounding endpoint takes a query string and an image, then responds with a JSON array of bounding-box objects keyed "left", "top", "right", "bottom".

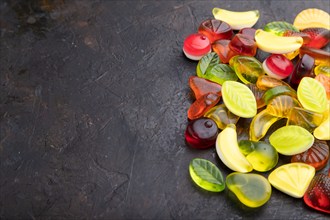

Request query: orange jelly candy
[
  {"left": 189, "top": 76, "right": 222, "bottom": 99},
  {"left": 188, "top": 93, "right": 221, "bottom": 120},
  {"left": 315, "top": 74, "right": 330, "bottom": 100},
  {"left": 212, "top": 39, "right": 238, "bottom": 63}
]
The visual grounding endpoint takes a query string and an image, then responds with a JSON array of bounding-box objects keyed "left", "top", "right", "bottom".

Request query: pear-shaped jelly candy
[
  {"left": 297, "top": 77, "right": 327, "bottom": 113},
  {"left": 226, "top": 173, "right": 272, "bottom": 208},
  {"left": 238, "top": 140, "right": 278, "bottom": 172},
  {"left": 291, "top": 139, "right": 329, "bottom": 171},
  {"left": 221, "top": 81, "right": 257, "bottom": 118},
  {"left": 229, "top": 55, "right": 264, "bottom": 84},
  {"left": 269, "top": 125, "right": 314, "bottom": 155},
  {"left": 249, "top": 109, "right": 281, "bottom": 141},
  {"left": 204, "top": 104, "right": 240, "bottom": 130},
  {"left": 256, "top": 75, "right": 291, "bottom": 90},
  {"left": 198, "top": 19, "right": 233, "bottom": 44},
  {"left": 287, "top": 107, "right": 324, "bottom": 132},
  {"left": 314, "top": 65, "right": 330, "bottom": 76},
  {"left": 187, "top": 93, "right": 221, "bottom": 120},
  {"left": 289, "top": 54, "right": 315, "bottom": 89},
  {"left": 315, "top": 74, "right": 330, "bottom": 100},
  {"left": 299, "top": 46, "right": 330, "bottom": 66},
  {"left": 266, "top": 95, "right": 301, "bottom": 118},
  {"left": 268, "top": 163, "right": 315, "bottom": 198},
  {"left": 189, "top": 76, "right": 222, "bottom": 99}
]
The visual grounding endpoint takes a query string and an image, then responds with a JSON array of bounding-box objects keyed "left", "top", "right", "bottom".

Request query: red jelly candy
[
  {"left": 185, "top": 117, "right": 218, "bottom": 149},
  {"left": 189, "top": 76, "right": 222, "bottom": 99},
  {"left": 302, "top": 28, "right": 330, "bottom": 49},
  {"left": 263, "top": 54, "right": 294, "bottom": 79},
  {"left": 283, "top": 30, "right": 311, "bottom": 45},
  {"left": 289, "top": 54, "right": 315, "bottom": 89},
  {"left": 238, "top": 28, "right": 256, "bottom": 40},
  {"left": 187, "top": 93, "right": 220, "bottom": 120},
  {"left": 291, "top": 140, "right": 329, "bottom": 171},
  {"left": 304, "top": 174, "right": 330, "bottom": 214},
  {"left": 212, "top": 39, "right": 238, "bottom": 63},
  {"left": 198, "top": 19, "right": 234, "bottom": 43},
  {"left": 183, "top": 33, "right": 211, "bottom": 60},
  {"left": 229, "top": 34, "right": 257, "bottom": 56}
]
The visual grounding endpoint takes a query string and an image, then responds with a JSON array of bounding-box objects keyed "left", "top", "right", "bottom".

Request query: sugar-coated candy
[
  {"left": 256, "top": 75, "right": 291, "bottom": 90},
  {"left": 314, "top": 65, "right": 330, "bottom": 76},
  {"left": 229, "top": 34, "right": 257, "bottom": 56},
  {"left": 289, "top": 54, "right": 315, "bottom": 89},
  {"left": 293, "top": 8, "right": 330, "bottom": 30},
  {"left": 183, "top": 33, "right": 211, "bottom": 60},
  {"left": 185, "top": 117, "right": 218, "bottom": 149},
  {"left": 226, "top": 173, "right": 272, "bottom": 208},
  {"left": 249, "top": 109, "right": 281, "bottom": 141},
  {"left": 238, "top": 140, "right": 278, "bottom": 172},
  {"left": 268, "top": 163, "right": 315, "bottom": 198},
  {"left": 255, "top": 29, "right": 303, "bottom": 54},
  {"left": 287, "top": 107, "right": 324, "bottom": 132},
  {"left": 189, "top": 158, "right": 225, "bottom": 192},
  {"left": 204, "top": 104, "right": 240, "bottom": 130},
  {"left": 302, "top": 28, "right": 330, "bottom": 49},
  {"left": 189, "top": 76, "right": 222, "bottom": 99},
  {"left": 216, "top": 124, "right": 253, "bottom": 173},
  {"left": 187, "top": 93, "right": 221, "bottom": 120},
  {"left": 314, "top": 116, "right": 330, "bottom": 140},
  {"left": 246, "top": 84, "right": 266, "bottom": 109},
  {"left": 315, "top": 74, "right": 330, "bottom": 99},
  {"left": 262, "top": 54, "right": 294, "bottom": 79},
  {"left": 262, "top": 85, "right": 297, "bottom": 104},
  {"left": 269, "top": 125, "right": 314, "bottom": 155},
  {"left": 229, "top": 55, "right": 264, "bottom": 84},
  {"left": 212, "top": 39, "right": 238, "bottom": 63},
  {"left": 212, "top": 8, "right": 260, "bottom": 30},
  {"left": 198, "top": 19, "right": 233, "bottom": 44},
  {"left": 299, "top": 46, "right": 330, "bottom": 66},
  {"left": 291, "top": 139, "right": 329, "bottom": 171},
  {"left": 221, "top": 81, "right": 257, "bottom": 118},
  {"left": 263, "top": 21, "right": 299, "bottom": 36},
  {"left": 238, "top": 28, "right": 256, "bottom": 40},
  {"left": 266, "top": 95, "right": 301, "bottom": 118},
  {"left": 304, "top": 174, "right": 330, "bottom": 214},
  {"left": 297, "top": 77, "right": 327, "bottom": 113}
]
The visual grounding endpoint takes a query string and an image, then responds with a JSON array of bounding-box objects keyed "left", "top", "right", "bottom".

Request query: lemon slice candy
[{"left": 293, "top": 8, "right": 330, "bottom": 30}]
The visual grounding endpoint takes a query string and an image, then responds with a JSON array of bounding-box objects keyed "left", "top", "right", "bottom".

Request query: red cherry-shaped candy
[
  {"left": 185, "top": 117, "right": 218, "bottom": 149},
  {"left": 263, "top": 54, "right": 294, "bottom": 79},
  {"left": 183, "top": 33, "right": 211, "bottom": 60}
]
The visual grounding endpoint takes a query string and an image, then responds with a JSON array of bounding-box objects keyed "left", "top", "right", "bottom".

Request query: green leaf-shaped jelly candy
[
  {"left": 205, "top": 64, "right": 238, "bottom": 85},
  {"left": 264, "top": 21, "right": 299, "bottom": 36},
  {"left": 196, "top": 52, "right": 220, "bottom": 77}
]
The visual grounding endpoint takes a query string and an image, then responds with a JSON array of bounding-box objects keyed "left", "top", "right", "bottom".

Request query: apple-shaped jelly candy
[
  {"left": 198, "top": 19, "right": 233, "bottom": 44},
  {"left": 262, "top": 54, "right": 294, "bottom": 79},
  {"left": 183, "top": 33, "right": 211, "bottom": 60}
]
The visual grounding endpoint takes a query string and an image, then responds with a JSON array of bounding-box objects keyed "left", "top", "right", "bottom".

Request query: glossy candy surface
[
  {"left": 314, "top": 116, "right": 330, "bottom": 140},
  {"left": 315, "top": 74, "right": 330, "bottom": 99},
  {"left": 287, "top": 107, "right": 324, "bottom": 132},
  {"left": 302, "top": 28, "right": 330, "bottom": 49},
  {"left": 204, "top": 64, "right": 238, "bottom": 85},
  {"left": 185, "top": 117, "right": 218, "bottom": 149},
  {"left": 262, "top": 85, "right": 296, "bottom": 104},
  {"left": 266, "top": 95, "right": 301, "bottom": 118},
  {"left": 262, "top": 54, "right": 294, "bottom": 79},
  {"left": 264, "top": 21, "right": 299, "bottom": 36},
  {"left": 289, "top": 54, "right": 315, "bottom": 89},
  {"left": 304, "top": 174, "right": 330, "bottom": 214},
  {"left": 198, "top": 19, "right": 233, "bottom": 43},
  {"left": 229, "top": 34, "right": 257, "bottom": 56},
  {"left": 238, "top": 28, "right": 256, "bottom": 40},
  {"left": 299, "top": 46, "right": 330, "bottom": 66},
  {"left": 204, "top": 104, "right": 240, "bottom": 130},
  {"left": 314, "top": 65, "right": 330, "bottom": 76},
  {"left": 226, "top": 173, "right": 272, "bottom": 208},
  {"left": 268, "top": 163, "right": 315, "bottom": 198},
  {"left": 256, "top": 75, "right": 291, "bottom": 90},
  {"left": 189, "top": 76, "right": 222, "bottom": 99},
  {"left": 293, "top": 8, "right": 330, "bottom": 30},
  {"left": 212, "top": 39, "right": 238, "bottom": 63},
  {"left": 246, "top": 84, "right": 266, "bottom": 109},
  {"left": 183, "top": 33, "right": 211, "bottom": 60},
  {"left": 188, "top": 93, "right": 221, "bottom": 120}
]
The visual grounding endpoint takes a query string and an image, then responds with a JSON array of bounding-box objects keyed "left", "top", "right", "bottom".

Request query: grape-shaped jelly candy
[
  {"left": 226, "top": 173, "right": 272, "bottom": 208},
  {"left": 287, "top": 107, "right": 324, "bottom": 132},
  {"left": 315, "top": 74, "right": 330, "bottom": 100},
  {"left": 262, "top": 85, "right": 297, "bottom": 104},
  {"left": 183, "top": 33, "right": 211, "bottom": 60},
  {"left": 264, "top": 21, "right": 299, "bottom": 36},
  {"left": 268, "top": 163, "right": 315, "bottom": 198},
  {"left": 238, "top": 28, "right": 256, "bottom": 40},
  {"left": 246, "top": 84, "right": 266, "bottom": 109},
  {"left": 238, "top": 140, "right": 278, "bottom": 172},
  {"left": 185, "top": 117, "right": 218, "bottom": 149},
  {"left": 289, "top": 54, "right": 315, "bottom": 89},
  {"left": 189, "top": 76, "right": 222, "bottom": 99},
  {"left": 269, "top": 125, "right": 314, "bottom": 155},
  {"left": 212, "top": 39, "right": 238, "bottom": 64},
  {"left": 198, "top": 19, "right": 233, "bottom": 44},
  {"left": 249, "top": 109, "right": 281, "bottom": 141},
  {"left": 256, "top": 75, "right": 291, "bottom": 90},
  {"left": 299, "top": 46, "right": 330, "bottom": 66},
  {"left": 188, "top": 93, "right": 221, "bottom": 120},
  {"left": 266, "top": 95, "right": 301, "bottom": 118},
  {"left": 263, "top": 54, "right": 294, "bottom": 79},
  {"left": 189, "top": 158, "right": 225, "bottom": 192},
  {"left": 293, "top": 8, "right": 330, "bottom": 30},
  {"left": 229, "top": 34, "right": 257, "bottom": 56},
  {"left": 204, "top": 104, "right": 240, "bottom": 130},
  {"left": 302, "top": 28, "right": 330, "bottom": 49},
  {"left": 229, "top": 55, "right": 264, "bottom": 84},
  {"left": 291, "top": 140, "right": 329, "bottom": 171},
  {"left": 314, "top": 65, "right": 330, "bottom": 76},
  {"left": 304, "top": 174, "right": 330, "bottom": 214}
]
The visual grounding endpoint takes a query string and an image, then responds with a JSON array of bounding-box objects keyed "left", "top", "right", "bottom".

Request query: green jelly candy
[
  {"left": 222, "top": 81, "right": 257, "bottom": 118},
  {"left": 204, "top": 63, "right": 238, "bottom": 85},
  {"left": 226, "top": 172, "right": 272, "bottom": 208},
  {"left": 229, "top": 55, "right": 264, "bottom": 84},
  {"left": 197, "top": 52, "right": 220, "bottom": 77},
  {"left": 269, "top": 125, "right": 315, "bottom": 155},
  {"left": 264, "top": 21, "right": 299, "bottom": 36},
  {"left": 204, "top": 104, "right": 240, "bottom": 130},
  {"left": 297, "top": 77, "right": 327, "bottom": 114},
  {"left": 262, "top": 85, "right": 297, "bottom": 104},
  {"left": 189, "top": 158, "right": 225, "bottom": 192},
  {"left": 239, "top": 140, "right": 279, "bottom": 172}
]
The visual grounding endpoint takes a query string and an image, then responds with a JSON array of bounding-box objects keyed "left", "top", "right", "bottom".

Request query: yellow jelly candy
[
  {"left": 293, "top": 8, "right": 330, "bottom": 30},
  {"left": 314, "top": 116, "right": 330, "bottom": 140},
  {"left": 268, "top": 163, "right": 315, "bottom": 198}
]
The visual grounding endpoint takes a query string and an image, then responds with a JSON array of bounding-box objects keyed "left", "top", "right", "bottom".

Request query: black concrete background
[{"left": 0, "top": 0, "right": 329, "bottom": 219}]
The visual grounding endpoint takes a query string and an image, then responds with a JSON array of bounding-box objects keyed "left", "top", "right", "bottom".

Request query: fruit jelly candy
[
  {"left": 314, "top": 65, "right": 330, "bottom": 76},
  {"left": 287, "top": 107, "right": 324, "bottom": 133},
  {"left": 256, "top": 75, "right": 291, "bottom": 90},
  {"left": 291, "top": 140, "right": 329, "bottom": 171},
  {"left": 266, "top": 95, "right": 301, "bottom": 118},
  {"left": 304, "top": 174, "right": 330, "bottom": 214},
  {"left": 187, "top": 93, "right": 221, "bottom": 120},
  {"left": 283, "top": 30, "right": 311, "bottom": 45},
  {"left": 315, "top": 74, "right": 330, "bottom": 100},
  {"left": 262, "top": 85, "right": 297, "bottom": 105},
  {"left": 299, "top": 46, "right": 330, "bottom": 66},
  {"left": 189, "top": 76, "right": 222, "bottom": 100},
  {"left": 212, "top": 39, "right": 238, "bottom": 63},
  {"left": 198, "top": 19, "right": 233, "bottom": 44},
  {"left": 302, "top": 28, "right": 330, "bottom": 49},
  {"left": 183, "top": 33, "right": 211, "bottom": 60},
  {"left": 238, "top": 28, "right": 256, "bottom": 40},
  {"left": 185, "top": 117, "right": 218, "bottom": 149},
  {"left": 229, "top": 34, "right": 257, "bottom": 57},
  {"left": 246, "top": 84, "right": 266, "bottom": 109},
  {"left": 283, "top": 49, "right": 300, "bottom": 60},
  {"left": 204, "top": 104, "right": 240, "bottom": 130},
  {"left": 289, "top": 54, "right": 315, "bottom": 89},
  {"left": 263, "top": 54, "right": 294, "bottom": 80}
]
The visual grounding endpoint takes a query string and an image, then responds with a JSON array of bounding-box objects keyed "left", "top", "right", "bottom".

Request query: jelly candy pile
[{"left": 183, "top": 8, "right": 330, "bottom": 212}]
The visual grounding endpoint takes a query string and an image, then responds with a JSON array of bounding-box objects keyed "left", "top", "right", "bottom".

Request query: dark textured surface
[{"left": 0, "top": 0, "right": 329, "bottom": 219}]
